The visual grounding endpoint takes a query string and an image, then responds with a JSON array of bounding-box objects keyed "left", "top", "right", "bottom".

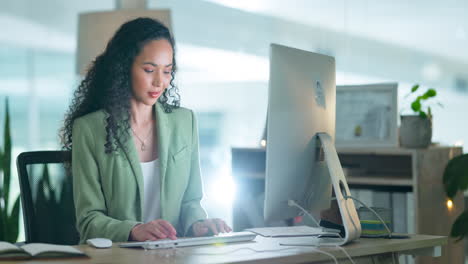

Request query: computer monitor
[{"left": 264, "top": 44, "right": 361, "bottom": 244}]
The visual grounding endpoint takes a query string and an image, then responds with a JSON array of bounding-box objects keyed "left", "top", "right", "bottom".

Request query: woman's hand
[
  {"left": 130, "top": 219, "right": 177, "bottom": 241},
  {"left": 191, "top": 218, "right": 232, "bottom": 237}
]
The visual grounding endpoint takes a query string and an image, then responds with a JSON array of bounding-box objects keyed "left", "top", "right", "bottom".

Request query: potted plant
[
  {"left": 399, "top": 84, "right": 438, "bottom": 148},
  {"left": 442, "top": 153, "right": 468, "bottom": 241}
]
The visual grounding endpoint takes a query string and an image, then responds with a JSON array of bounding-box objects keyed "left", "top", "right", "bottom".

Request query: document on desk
[{"left": 245, "top": 225, "right": 341, "bottom": 237}]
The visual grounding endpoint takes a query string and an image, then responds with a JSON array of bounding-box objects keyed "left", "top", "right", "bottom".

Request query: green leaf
[
  {"left": 425, "top": 88, "right": 437, "bottom": 98},
  {"left": 0, "top": 199, "right": 5, "bottom": 241},
  {"left": 35, "top": 164, "right": 59, "bottom": 243},
  {"left": 443, "top": 154, "right": 468, "bottom": 198},
  {"left": 419, "top": 111, "right": 427, "bottom": 118},
  {"left": 57, "top": 171, "right": 80, "bottom": 244},
  {"left": 6, "top": 196, "right": 20, "bottom": 243},
  {"left": 42, "top": 164, "right": 51, "bottom": 187},
  {"left": 411, "top": 84, "right": 419, "bottom": 92},
  {"left": 451, "top": 211, "right": 468, "bottom": 241},
  {"left": 3, "top": 98, "right": 11, "bottom": 212},
  {"left": 0, "top": 98, "right": 16, "bottom": 242},
  {"left": 0, "top": 150, "right": 3, "bottom": 173},
  {"left": 411, "top": 100, "right": 421, "bottom": 112},
  {"left": 35, "top": 174, "right": 53, "bottom": 242},
  {"left": 420, "top": 89, "right": 437, "bottom": 100}
]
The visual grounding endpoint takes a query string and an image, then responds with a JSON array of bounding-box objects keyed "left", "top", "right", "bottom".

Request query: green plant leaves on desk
[
  {"left": 442, "top": 153, "right": 468, "bottom": 241},
  {"left": 0, "top": 98, "right": 20, "bottom": 243}
]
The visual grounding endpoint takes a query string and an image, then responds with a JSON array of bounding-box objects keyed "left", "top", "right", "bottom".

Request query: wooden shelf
[
  {"left": 336, "top": 145, "right": 455, "bottom": 155},
  {"left": 346, "top": 176, "right": 412, "bottom": 187}
]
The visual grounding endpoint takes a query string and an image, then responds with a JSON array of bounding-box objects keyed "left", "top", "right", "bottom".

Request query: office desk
[
  {"left": 15, "top": 234, "right": 445, "bottom": 264},
  {"left": 231, "top": 146, "right": 464, "bottom": 264}
]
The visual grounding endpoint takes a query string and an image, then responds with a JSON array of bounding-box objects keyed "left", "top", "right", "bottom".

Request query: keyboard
[{"left": 119, "top": 232, "right": 256, "bottom": 249}]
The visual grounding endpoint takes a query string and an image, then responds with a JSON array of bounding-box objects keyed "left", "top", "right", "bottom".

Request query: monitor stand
[{"left": 316, "top": 133, "right": 361, "bottom": 245}]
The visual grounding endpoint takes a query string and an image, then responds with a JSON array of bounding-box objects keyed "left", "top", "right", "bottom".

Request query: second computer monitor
[{"left": 264, "top": 44, "right": 335, "bottom": 223}]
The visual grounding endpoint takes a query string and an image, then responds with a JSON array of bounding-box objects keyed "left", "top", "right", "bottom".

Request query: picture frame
[{"left": 335, "top": 83, "right": 398, "bottom": 148}]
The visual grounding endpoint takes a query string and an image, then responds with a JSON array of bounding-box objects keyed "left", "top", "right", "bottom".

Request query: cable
[
  {"left": 312, "top": 247, "right": 339, "bottom": 264},
  {"left": 309, "top": 247, "right": 339, "bottom": 264},
  {"left": 339, "top": 195, "right": 392, "bottom": 239},
  {"left": 287, "top": 200, "right": 356, "bottom": 263},
  {"left": 342, "top": 195, "right": 395, "bottom": 264},
  {"left": 335, "top": 245, "right": 356, "bottom": 264},
  {"left": 290, "top": 196, "right": 391, "bottom": 238},
  {"left": 194, "top": 245, "right": 339, "bottom": 264},
  {"left": 288, "top": 196, "right": 393, "bottom": 264},
  {"left": 287, "top": 199, "right": 320, "bottom": 227},
  {"left": 190, "top": 246, "right": 297, "bottom": 255}
]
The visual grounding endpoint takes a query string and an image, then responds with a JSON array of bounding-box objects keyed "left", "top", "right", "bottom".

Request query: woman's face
[{"left": 131, "top": 39, "right": 173, "bottom": 106}]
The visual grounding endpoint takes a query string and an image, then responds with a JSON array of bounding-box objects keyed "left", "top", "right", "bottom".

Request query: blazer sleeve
[
  {"left": 72, "top": 118, "right": 141, "bottom": 243},
  {"left": 180, "top": 110, "right": 208, "bottom": 235}
]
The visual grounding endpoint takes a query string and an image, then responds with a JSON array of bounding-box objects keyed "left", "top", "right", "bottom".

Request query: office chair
[{"left": 16, "top": 151, "right": 79, "bottom": 245}]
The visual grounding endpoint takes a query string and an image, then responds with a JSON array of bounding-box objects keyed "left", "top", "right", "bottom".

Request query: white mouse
[{"left": 86, "top": 238, "right": 113, "bottom": 248}]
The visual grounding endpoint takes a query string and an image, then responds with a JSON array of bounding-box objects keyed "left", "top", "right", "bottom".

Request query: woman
[{"left": 61, "top": 17, "right": 231, "bottom": 243}]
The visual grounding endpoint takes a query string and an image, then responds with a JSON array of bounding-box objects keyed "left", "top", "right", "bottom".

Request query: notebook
[
  {"left": 120, "top": 231, "right": 256, "bottom": 249},
  {"left": 245, "top": 225, "right": 341, "bottom": 237},
  {"left": 0, "top": 242, "right": 87, "bottom": 260}
]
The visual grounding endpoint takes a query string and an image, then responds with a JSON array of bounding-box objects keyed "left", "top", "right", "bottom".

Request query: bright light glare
[
  {"left": 177, "top": 44, "right": 269, "bottom": 83},
  {"left": 205, "top": 0, "right": 266, "bottom": 12},
  {"left": 447, "top": 199, "right": 453, "bottom": 210},
  {"left": 209, "top": 174, "right": 236, "bottom": 206}
]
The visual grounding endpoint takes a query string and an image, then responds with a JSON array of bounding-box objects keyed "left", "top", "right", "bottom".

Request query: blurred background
[{"left": 0, "top": 0, "right": 467, "bottom": 241}]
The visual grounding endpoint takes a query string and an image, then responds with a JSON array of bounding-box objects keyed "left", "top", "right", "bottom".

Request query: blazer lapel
[{"left": 155, "top": 103, "right": 170, "bottom": 218}]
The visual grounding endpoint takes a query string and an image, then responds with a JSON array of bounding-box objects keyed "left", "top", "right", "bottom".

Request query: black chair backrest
[{"left": 16, "top": 151, "right": 79, "bottom": 245}]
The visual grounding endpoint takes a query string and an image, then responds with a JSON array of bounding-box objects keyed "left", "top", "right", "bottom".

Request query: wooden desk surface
[{"left": 11, "top": 234, "right": 446, "bottom": 264}]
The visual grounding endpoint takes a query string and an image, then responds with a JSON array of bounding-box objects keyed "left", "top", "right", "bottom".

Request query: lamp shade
[{"left": 76, "top": 9, "right": 172, "bottom": 75}]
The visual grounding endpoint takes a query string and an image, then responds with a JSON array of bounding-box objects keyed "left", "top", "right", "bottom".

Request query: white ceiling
[
  {"left": 206, "top": 0, "right": 468, "bottom": 63},
  {"left": 2, "top": 0, "right": 467, "bottom": 62},
  {"left": 0, "top": 0, "right": 466, "bottom": 86},
  {"left": 1, "top": 0, "right": 467, "bottom": 63}
]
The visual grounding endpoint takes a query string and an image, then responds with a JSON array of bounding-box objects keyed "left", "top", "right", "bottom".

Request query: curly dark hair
[{"left": 60, "top": 17, "right": 180, "bottom": 154}]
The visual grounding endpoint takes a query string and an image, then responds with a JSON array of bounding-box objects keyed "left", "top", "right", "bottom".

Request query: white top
[{"left": 141, "top": 159, "right": 161, "bottom": 223}]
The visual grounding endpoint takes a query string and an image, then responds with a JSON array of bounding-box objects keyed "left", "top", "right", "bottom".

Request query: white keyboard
[{"left": 120, "top": 231, "right": 256, "bottom": 249}]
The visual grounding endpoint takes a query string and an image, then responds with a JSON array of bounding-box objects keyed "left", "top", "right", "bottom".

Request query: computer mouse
[{"left": 86, "top": 238, "right": 113, "bottom": 248}]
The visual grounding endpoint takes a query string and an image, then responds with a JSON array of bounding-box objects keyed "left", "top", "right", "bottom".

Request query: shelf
[
  {"left": 346, "top": 176, "right": 412, "bottom": 187},
  {"left": 336, "top": 145, "right": 455, "bottom": 155}
]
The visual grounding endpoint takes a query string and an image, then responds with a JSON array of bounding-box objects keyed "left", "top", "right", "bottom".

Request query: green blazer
[{"left": 72, "top": 102, "right": 207, "bottom": 243}]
